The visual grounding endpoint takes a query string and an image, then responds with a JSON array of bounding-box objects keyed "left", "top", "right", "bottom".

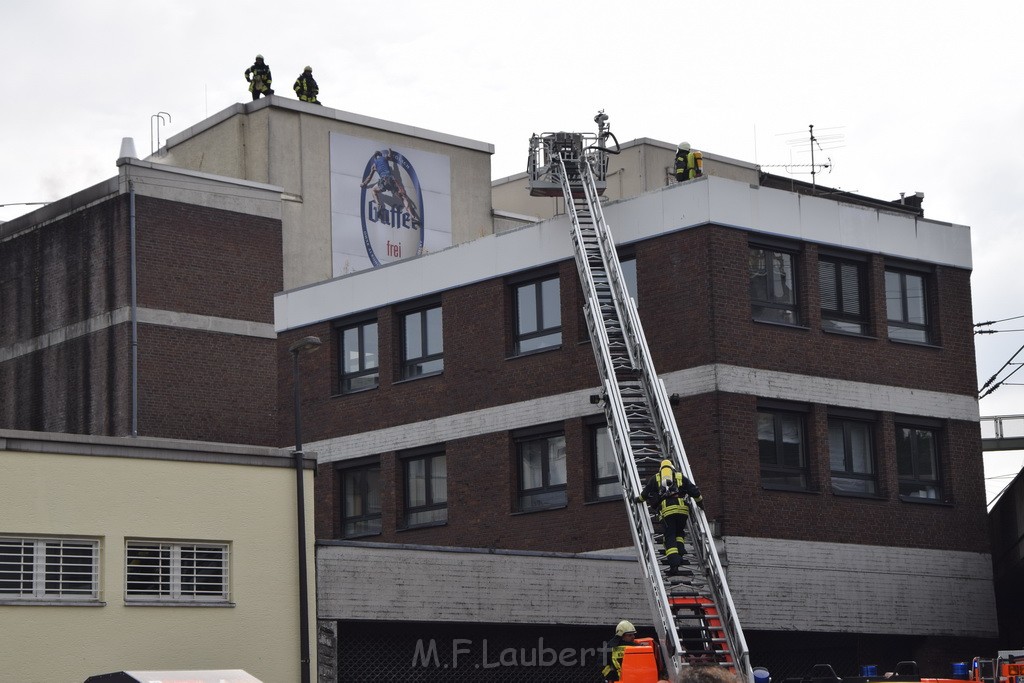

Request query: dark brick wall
[
  {"left": 0, "top": 197, "right": 130, "bottom": 346},
  {"left": 703, "top": 392, "right": 988, "bottom": 552},
  {"left": 643, "top": 227, "right": 977, "bottom": 396},
  {"left": 138, "top": 325, "right": 278, "bottom": 444},
  {"left": 313, "top": 418, "right": 634, "bottom": 552},
  {"left": 0, "top": 196, "right": 131, "bottom": 433},
  {"left": 134, "top": 195, "right": 278, "bottom": 323},
  {"left": 0, "top": 193, "right": 282, "bottom": 443},
  {"left": 296, "top": 223, "right": 986, "bottom": 555}
]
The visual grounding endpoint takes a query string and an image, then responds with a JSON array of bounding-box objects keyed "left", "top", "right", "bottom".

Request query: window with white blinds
[
  {"left": 0, "top": 536, "right": 100, "bottom": 602},
  {"left": 819, "top": 256, "right": 868, "bottom": 335},
  {"left": 125, "top": 541, "right": 230, "bottom": 603}
]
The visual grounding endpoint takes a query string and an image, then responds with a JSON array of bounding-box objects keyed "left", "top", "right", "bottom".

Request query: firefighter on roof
[
  {"left": 244, "top": 54, "right": 273, "bottom": 100},
  {"left": 293, "top": 66, "right": 321, "bottom": 104},
  {"left": 675, "top": 142, "right": 704, "bottom": 182},
  {"left": 637, "top": 459, "right": 703, "bottom": 575}
]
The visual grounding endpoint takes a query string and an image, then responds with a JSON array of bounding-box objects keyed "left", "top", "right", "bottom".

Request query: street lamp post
[{"left": 289, "top": 335, "right": 322, "bottom": 683}]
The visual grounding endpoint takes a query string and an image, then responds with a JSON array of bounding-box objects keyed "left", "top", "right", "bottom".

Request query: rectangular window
[
  {"left": 517, "top": 432, "right": 567, "bottom": 511},
  {"left": 750, "top": 245, "right": 799, "bottom": 324},
  {"left": 620, "top": 255, "right": 638, "bottom": 306},
  {"left": 342, "top": 463, "right": 382, "bottom": 537},
  {"left": 339, "top": 319, "right": 379, "bottom": 392},
  {"left": 758, "top": 408, "right": 808, "bottom": 490},
  {"left": 885, "top": 267, "right": 930, "bottom": 343},
  {"left": 820, "top": 256, "right": 868, "bottom": 335},
  {"left": 515, "top": 275, "right": 562, "bottom": 354},
  {"left": 592, "top": 426, "right": 622, "bottom": 500},
  {"left": 0, "top": 537, "right": 99, "bottom": 602},
  {"left": 402, "top": 305, "right": 443, "bottom": 379},
  {"left": 404, "top": 452, "right": 448, "bottom": 527},
  {"left": 895, "top": 423, "right": 943, "bottom": 500},
  {"left": 125, "top": 541, "right": 229, "bottom": 603},
  {"left": 828, "top": 417, "right": 878, "bottom": 494}
]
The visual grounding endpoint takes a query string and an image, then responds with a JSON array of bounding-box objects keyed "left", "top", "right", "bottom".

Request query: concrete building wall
[
  {"left": 490, "top": 140, "right": 761, "bottom": 221},
  {"left": 0, "top": 431, "right": 315, "bottom": 683},
  {"left": 317, "top": 540, "right": 996, "bottom": 637},
  {"left": 276, "top": 175, "right": 971, "bottom": 332},
  {"left": 990, "top": 470, "right": 1024, "bottom": 646},
  {"left": 160, "top": 98, "right": 495, "bottom": 290}
]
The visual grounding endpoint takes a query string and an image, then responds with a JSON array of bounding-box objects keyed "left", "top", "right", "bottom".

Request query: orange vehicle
[
  {"left": 924, "top": 651, "right": 1024, "bottom": 683},
  {"left": 611, "top": 597, "right": 738, "bottom": 682}
]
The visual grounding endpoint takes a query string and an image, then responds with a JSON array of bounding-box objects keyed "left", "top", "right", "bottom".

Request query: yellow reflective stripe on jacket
[
  {"left": 656, "top": 471, "right": 689, "bottom": 517},
  {"left": 602, "top": 643, "right": 628, "bottom": 679}
]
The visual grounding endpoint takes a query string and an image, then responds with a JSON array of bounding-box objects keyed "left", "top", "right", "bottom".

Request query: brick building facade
[
  {"left": 0, "top": 159, "right": 283, "bottom": 445},
  {"left": 0, "top": 98, "right": 1001, "bottom": 681},
  {"left": 278, "top": 165, "right": 996, "bottom": 679}
]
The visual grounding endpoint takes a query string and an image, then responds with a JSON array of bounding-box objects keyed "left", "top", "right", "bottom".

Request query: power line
[{"left": 975, "top": 313, "right": 1024, "bottom": 327}]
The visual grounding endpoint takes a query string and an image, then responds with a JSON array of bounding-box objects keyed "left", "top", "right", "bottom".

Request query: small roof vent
[{"left": 118, "top": 137, "right": 138, "bottom": 160}]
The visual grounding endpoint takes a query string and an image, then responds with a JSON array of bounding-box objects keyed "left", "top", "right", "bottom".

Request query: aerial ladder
[{"left": 527, "top": 113, "right": 753, "bottom": 683}]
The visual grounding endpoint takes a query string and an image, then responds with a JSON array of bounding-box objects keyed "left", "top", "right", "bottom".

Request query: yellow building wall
[{"left": 1, "top": 447, "right": 313, "bottom": 683}]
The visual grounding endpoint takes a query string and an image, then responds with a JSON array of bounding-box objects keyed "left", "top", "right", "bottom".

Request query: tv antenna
[{"left": 763, "top": 124, "right": 845, "bottom": 191}]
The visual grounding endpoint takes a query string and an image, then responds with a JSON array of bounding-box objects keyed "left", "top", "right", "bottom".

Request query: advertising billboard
[{"left": 330, "top": 132, "right": 452, "bottom": 276}]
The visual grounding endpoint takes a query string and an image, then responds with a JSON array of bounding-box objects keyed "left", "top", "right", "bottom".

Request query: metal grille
[
  {"left": 337, "top": 621, "right": 611, "bottom": 682},
  {"left": 0, "top": 536, "right": 99, "bottom": 600},
  {"left": 125, "top": 541, "right": 229, "bottom": 602}
]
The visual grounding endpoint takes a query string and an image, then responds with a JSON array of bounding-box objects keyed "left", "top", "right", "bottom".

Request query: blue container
[
  {"left": 861, "top": 665, "right": 879, "bottom": 677},
  {"left": 951, "top": 662, "right": 969, "bottom": 679},
  {"left": 753, "top": 667, "right": 771, "bottom": 683}
]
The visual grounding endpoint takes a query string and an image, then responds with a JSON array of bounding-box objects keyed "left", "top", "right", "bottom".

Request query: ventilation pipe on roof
[
  {"left": 119, "top": 136, "right": 140, "bottom": 436},
  {"left": 129, "top": 177, "right": 138, "bottom": 437},
  {"left": 119, "top": 137, "right": 138, "bottom": 159}
]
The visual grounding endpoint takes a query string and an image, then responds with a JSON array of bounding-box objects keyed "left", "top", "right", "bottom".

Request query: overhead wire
[{"left": 976, "top": 315, "right": 1024, "bottom": 398}]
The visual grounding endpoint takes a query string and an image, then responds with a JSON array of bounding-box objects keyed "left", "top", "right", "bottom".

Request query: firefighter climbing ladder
[{"left": 527, "top": 117, "right": 753, "bottom": 683}]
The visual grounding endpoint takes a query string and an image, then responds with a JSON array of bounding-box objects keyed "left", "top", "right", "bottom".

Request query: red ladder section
[{"left": 670, "top": 597, "right": 738, "bottom": 672}]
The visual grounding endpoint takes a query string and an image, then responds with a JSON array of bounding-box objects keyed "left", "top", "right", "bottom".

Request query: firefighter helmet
[
  {"left": 678, "top": 141, "right": 690, "bottom": 151},
  {"left": 615, "top": 620, "right": 636, "bottom": 637},
  {"left": 256, "top": 54, "right": 264, "bottom": 60},
  {"left": 660, "top": 459, "right": 673, "bottom": 469},
  {"left": 304, "top": 66, "right": 312, "bottom": 72}
]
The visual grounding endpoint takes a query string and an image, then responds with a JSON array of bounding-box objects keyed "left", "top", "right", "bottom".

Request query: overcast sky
[{"left": 2, "top": 0, "right": 1022, "bottom": 503}]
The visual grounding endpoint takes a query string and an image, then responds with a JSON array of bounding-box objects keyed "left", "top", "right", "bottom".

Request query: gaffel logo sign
[{"left": 358, "top": 148, "right": 424, "bottom": 266}]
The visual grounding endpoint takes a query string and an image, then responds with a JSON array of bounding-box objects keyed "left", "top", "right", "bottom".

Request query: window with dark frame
[
  {"left": 517, "top": 432, "right": 567, "bottom": 511},
  {"left": 895, "top": 423, "right": 943, "bottom": 500},
  {"left": 403, "top": 452, "right": 448, "bottom": 527},
  {"left": 338, "top": 318, "right": 379, "bottom": 393},
  {"left": 514, "top": 275, "right": 562, "bottom": 354},
  {"left": 757, "top": 407, "right": 809, "bottom": 490},
  {"left": 0, "top": 537, "right": 99, "bottom": 601},
  {"left": 402, "top": 304, "right": 443, "bottom": 379},
  {"left": 620, "top": 256, "right": 638, "bottom": 305},
  {"left": 828, "top": 416, "right": 878, "bottom": 495},
  {"left": 591, "top": 425, "right": 622, "bottom": 501},
  {"left": 750, "top": 245, "right": 800, "bottom": 325},
  {"left": 819, "top": 255, "right": 868, "bottom": 335},
  {"left": 885, "top": 267, "right": 930, "bottom": 343},
  {"left": 341, "top": 463, "right": 382, "bottom": 537}
]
